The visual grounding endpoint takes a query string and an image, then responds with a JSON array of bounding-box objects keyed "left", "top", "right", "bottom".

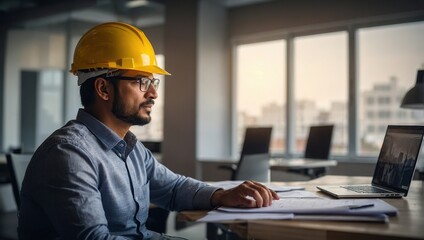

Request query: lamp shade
[{"left": 400, "top": 70, "right": 424, "bottom": 109}]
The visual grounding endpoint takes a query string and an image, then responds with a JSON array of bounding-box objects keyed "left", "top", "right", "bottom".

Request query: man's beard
[{"left": 111, "top": 93, "right": 153, "bottom": 126}]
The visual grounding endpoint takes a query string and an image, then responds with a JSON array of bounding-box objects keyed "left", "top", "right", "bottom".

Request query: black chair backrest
[
  {"left": 240, "top": 127, "right": 273, "bottom": 156},
  {"left": 304, "top": 125, "right": 334, "bottom": 159},
  {"left": 6, "top": 153, "right": 32, "bottom": 210},
  {"left": 234, "top": 127, "right": 273, "bottom": 181}
]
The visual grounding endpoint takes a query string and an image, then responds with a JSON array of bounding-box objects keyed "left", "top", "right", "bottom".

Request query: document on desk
[
  {"left": 218, "top": 199, "right": 398, "bottom": 216},
  {"left": 197, "top": 211, "right": 294, "bottom": 222},
  {"left": 210, "top": 181, "right": 305, "bottom": 192},
  {"left": 197, "top": 211, "right": 388, "bottom": 223},
  {"left": 277, "top": 190, "right": 320, "bottom": 198}
]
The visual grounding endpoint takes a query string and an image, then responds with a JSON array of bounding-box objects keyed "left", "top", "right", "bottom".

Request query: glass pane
[
  {"left": 130, "top": 54, "right": 165, "bottom": 141},
  {"left": 294, "top": 31, "right": 348, "bottom": 155},
  {"left": 236, "top": 39, "right": 286, "bottom": 153},
  {"left": 37, "top": 70, "right": 64, "bottom": 146},
  {"left": 358, "top": 21, "right": 424, "bottom": 156}
]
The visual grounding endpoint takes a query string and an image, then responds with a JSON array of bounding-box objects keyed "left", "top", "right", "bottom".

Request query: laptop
[{"left": 317, "top": 125, "right": 424, "bottom": 198}]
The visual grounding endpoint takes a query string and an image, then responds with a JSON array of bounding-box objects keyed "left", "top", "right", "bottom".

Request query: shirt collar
[{"left": 76, "top": 109, "right": 137, "bottom": 152}]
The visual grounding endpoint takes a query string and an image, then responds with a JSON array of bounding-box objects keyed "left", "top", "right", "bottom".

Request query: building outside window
[
  {"left": 358, "top": 21, "right": 424, "bottom": 155},
  {"left": 235, "top": 39, "right": 286, "bottom": 153},
  {"left": 294, "top": 31, "right": 348, "bottom": 155}
]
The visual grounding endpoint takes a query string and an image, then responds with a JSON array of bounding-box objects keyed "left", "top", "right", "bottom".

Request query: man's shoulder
[
  {"left": 50, "top": 120, "right": 91, "bottom": 142},
  {"left": 31, "top": 120, "right": 103, "bottom": 167},
  {"left": 37, "top": 120, "right": 97, "bottom": 152}
]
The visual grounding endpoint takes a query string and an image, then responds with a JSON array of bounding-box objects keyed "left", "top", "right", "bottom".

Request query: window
[
  {"left": 358, "top": 21, "right": 424, "bottom": 155},
  {"left": 130, "top": 55, "right": 165, "bottom": 141},
  {"left": 378, "top": 111, "right": 390, "bottom": 118},
  {"left": 20, "top": 70, "right": 64, "bottom": 152},
  {"left": 377, "top": 96, "right": 390, "bottom": 104},
  {"left": 233, "top": 20, "right": 424, "bottom": 161},
  {"left": 294, "top": 32, "right": 348, "bottom": 155},
  {"left": 236, "top": 40, "right": 286, "bottom": 153},
  {"left": 37, "top": 70, "right": 64, "bottom": 145}
]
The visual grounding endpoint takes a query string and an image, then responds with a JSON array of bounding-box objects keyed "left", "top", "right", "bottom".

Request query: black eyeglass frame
[{"left": 105, "top": 75, "right": 160, "bottom": 92}]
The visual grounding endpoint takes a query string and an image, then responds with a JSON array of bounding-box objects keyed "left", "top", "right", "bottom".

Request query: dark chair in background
[
  {"left": 219, "top": 127, "right": 273, "bottom": 182},
  {"left": 290, "top": 125, "right": 334, "bottom": 179},
  {"left": 6, "top": 153, "right": 32, "bottom": 210},
  {"left": 210, "top": 127, "right": 273, "bottom": 239},
  {"left": 0, "top": 153, "right": 28, "bottom": 240}
]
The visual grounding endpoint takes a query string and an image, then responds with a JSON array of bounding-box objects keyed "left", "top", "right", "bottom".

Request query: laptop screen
[{"left": 372, "top": 125, "right": 424, "bottom": 194}]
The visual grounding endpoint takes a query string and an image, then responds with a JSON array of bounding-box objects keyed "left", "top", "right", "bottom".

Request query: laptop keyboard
[{"left": 341, "top": 185, "right": 390, "bottom": 193}]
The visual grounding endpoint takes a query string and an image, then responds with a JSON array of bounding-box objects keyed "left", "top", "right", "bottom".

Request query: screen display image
[{"left": 373, "top": 130, "right": 423, "bottom": 190}]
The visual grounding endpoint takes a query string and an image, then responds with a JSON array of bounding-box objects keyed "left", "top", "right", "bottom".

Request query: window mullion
[{"left": 286, "top": 35, "right": 295, "bottom": 157}]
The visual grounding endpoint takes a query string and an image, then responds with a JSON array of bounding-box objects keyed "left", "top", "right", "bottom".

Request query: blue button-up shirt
[{"left": 19, "top": 109, "right": 219, "bottom": 240}]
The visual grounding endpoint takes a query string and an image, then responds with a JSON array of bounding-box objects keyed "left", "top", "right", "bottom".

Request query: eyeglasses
[{"left": 106, "top": 75, "right": 160, "bottom": 92}]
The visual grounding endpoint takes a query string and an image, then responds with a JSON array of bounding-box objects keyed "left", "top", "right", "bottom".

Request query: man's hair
[{"left": 80, "top": 77, "right": 96, "bottom": 107}]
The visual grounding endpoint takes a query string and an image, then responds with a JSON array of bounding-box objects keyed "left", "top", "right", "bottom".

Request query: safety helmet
[{"left": 70, "top": 22, "right": 170, "bottom": 85}]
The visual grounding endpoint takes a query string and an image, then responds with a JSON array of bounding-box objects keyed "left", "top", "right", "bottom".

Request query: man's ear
[{"left": 94, "top": 77, "right": 111, "bottom": 101}]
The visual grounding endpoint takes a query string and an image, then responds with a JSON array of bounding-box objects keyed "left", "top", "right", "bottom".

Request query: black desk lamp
[
  {"left": 400, "top": 69, "right": 424, "bottom": 180},
  {"left": 400, "top": 69, "right": 424, "bottom": 109}
]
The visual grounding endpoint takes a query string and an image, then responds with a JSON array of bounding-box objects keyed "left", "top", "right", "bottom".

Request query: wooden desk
[{"left": 178, "top": 176, "right": 424, "bottom": 240}]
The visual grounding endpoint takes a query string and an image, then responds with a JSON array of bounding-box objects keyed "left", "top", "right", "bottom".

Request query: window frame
[{"left": 231, "top": 13, "right": 424, "bottom": 162}]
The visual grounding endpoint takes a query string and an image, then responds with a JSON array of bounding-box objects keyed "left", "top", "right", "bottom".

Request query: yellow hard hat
[{"left": 70, "top": 22, "right": 170, "bottom": 85}]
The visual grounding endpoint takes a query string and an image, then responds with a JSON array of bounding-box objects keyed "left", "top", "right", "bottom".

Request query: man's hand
[{"left": 210, "top": 181, "right": 280, "bottom": 208}]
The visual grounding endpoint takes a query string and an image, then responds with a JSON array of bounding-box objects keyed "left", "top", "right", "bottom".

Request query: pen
[{"left": 348, "top": 204, "right": 375, "bottom": 209}]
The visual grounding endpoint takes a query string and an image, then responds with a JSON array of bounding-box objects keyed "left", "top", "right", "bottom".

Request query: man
[{"left": 18, "top": 22, "right": 279, "bottom": 240}]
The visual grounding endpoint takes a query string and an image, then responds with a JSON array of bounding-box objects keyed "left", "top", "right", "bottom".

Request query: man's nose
[{"left": 145, "top": 84, "right": 158, "bottom": 99}]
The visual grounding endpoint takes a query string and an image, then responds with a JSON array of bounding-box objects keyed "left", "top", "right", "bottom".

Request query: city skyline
[{"left": 237, "top": 75, "right": 424, "bottom": 155}]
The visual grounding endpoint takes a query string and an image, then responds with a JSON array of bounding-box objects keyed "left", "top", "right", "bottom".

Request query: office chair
[
  {"left": 291, "top": 124, "right": 334, "bottom": 178},
  {"left": 219, "top": 127, "right": 273, "bottom": 182},
  {"left": 6, "top": 153, "right": 32, "bottom": 210},
  {"left": 211, "top": 127, "right": 272, "bottom": 239}
]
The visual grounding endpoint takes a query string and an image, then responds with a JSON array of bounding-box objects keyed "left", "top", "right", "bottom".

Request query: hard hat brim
[{"left": 140, "top": 65, "right": 171, "bottom": 76}]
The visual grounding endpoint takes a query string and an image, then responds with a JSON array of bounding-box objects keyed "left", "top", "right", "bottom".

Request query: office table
[
  {"left": 200, "top": 157, "right": 338, "bottom": 180},
  {"left": 270, "top": 158, "right": 337, "bottom": 170},
  {"left": 177, "top": 176, "right": 424, "bottom": 240},
  {"left": 270, "top": 158, "right": 337, "bottom": 179}
]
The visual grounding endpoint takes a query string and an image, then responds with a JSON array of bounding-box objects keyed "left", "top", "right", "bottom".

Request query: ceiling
[{"left": 0, "top": 0, "right": 272, "bottom": 28}]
